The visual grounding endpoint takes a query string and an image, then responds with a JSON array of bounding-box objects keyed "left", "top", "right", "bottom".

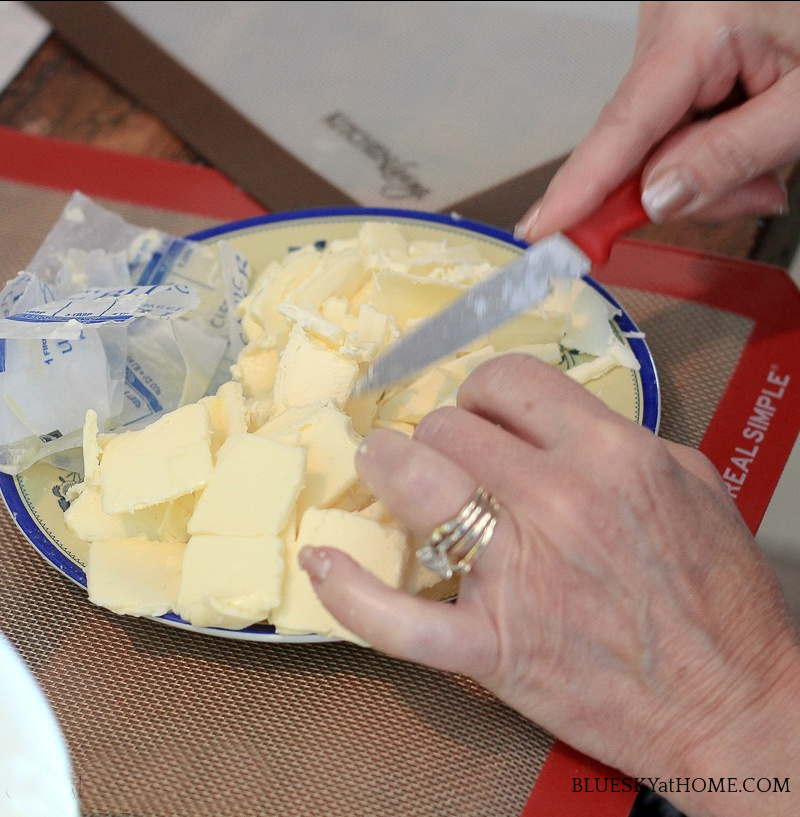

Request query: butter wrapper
[{"left": 0, "top": 192, "right": 251, "bottom": 474}]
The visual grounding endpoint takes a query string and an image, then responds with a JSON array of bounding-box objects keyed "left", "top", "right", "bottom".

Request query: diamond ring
[{"left": 416, "top": 486, "right": 500, "bottom": 580}]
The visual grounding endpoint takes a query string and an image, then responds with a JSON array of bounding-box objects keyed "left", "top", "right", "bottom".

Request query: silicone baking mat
[{"left": 1, "top": 126, "right": 798, "bottom": 817}]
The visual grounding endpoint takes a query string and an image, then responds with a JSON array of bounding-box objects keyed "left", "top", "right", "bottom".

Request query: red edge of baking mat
[
  {"left": 599, "top": 238, "right": 800, "bottom": 536},
  {"left": 0, "top": 124, "right": 266, "bottom": 219},
  {"left": 7, "top": 127, "right": 799, "bottom": 817}
]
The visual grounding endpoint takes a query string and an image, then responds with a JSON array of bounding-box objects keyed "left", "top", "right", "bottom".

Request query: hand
[
  {"left": 516, "top": 1, "right": 800, "bottom": 242},
  {"left": 300, "top": 354, "right": 800, "bottom": 817}
]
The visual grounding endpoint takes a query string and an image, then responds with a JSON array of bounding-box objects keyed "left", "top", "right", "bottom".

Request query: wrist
[{"left": 671, "top": 635, "right": 800, "bottom": 817}]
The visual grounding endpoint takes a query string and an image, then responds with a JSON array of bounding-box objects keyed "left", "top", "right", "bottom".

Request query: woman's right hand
[{"left": 516, "top": 1, "right": 800, "bottom": 243}]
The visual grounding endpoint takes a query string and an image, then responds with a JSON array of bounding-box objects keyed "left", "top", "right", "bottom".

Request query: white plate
[
  {"left": 0, "top": 630, "right": 79, "bottom": 814},
  {"left": 0, "top": 208, "right": 660, "bottom": 643}
]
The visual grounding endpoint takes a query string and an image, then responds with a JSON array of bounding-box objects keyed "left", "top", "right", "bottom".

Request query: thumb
[{"left": 299, "top": 545, "right": 496, "bottom": 676}]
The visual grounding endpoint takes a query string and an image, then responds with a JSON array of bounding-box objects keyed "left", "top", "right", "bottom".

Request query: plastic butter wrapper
[{"left": 0, "top": 192, "right": 251, "bottom": 475}]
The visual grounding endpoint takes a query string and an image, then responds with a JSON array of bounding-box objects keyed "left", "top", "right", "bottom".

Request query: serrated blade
[{"left": 353, "top": 233, "right": 590, "bottom": 396}]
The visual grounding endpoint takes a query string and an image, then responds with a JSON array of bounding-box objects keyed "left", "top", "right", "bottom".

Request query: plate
[
  {"left": 0, "top": 630, "right": 79, "bottom": 814},
  {"left": 0, "top": 207, "right": 660, "bottom": 643}
]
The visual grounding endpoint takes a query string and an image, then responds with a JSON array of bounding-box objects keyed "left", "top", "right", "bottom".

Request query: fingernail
[
  {"left": 641, "top": 169, "right": 700, "bottom": 222},
  {"left": 299, "top": 546, "right": 331, "bottom": 583},
  {"left": 514, "top": 204, "right": 540, "bottom": 241}
]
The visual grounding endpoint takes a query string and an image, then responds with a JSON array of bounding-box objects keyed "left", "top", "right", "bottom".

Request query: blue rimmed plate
[{"left": 0, "top": 207, "right": 660, "bottom": 643}]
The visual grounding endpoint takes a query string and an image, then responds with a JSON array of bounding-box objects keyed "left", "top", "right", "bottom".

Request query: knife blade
[{"left": 353, "top": 176, "right": 648, "bottom": 396}]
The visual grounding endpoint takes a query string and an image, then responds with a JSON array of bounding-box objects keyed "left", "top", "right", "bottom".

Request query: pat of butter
[
  {"left": 273, "top": 324, "right": 359, "bottom": 411},
  {"left": 286, "top": 247, "right": 369, "bottom": 311},
  {"left": 99, "top": 402, "right": 214, "bottom": 515},
  {"left": 369, "top": 270, "right": 466, "bottom": 328},
  {"left": 202, "top": 380, "right": 248, "bottom": 455},
  {"left": 231, "top": 339, "right": 279, "bottom": 400},
  {"left": 239, "top": 250, "right": 320, "bottom": 346},
  {"left": 187, "top": 433, "right": 305, "bottom": 537},
  {"left": 565, "top": 354, "right": 621, "bottom": 384},
  {"left": 377, "top": 367, "right": 460, "bottom": 426},
  {"left": 277, "top": 302, "right": 347, "bottom": 348},
  {"left": 257, "top": 401, "right": 360, "bottom": 515},
  {"left": 271, "top": 508, "right": 409, "bottom": 642},
  {"left": 176, "top": 533, "right": 284, "bottom": 630},
  {"left": 65, "top": 484, "right": 168, "bottom": 543},
  {"left": 82, "top": 408, "right": 102, "bottom": 487},
  {"left": 87, "top": 537, "right": 185, "bottom": 617}
]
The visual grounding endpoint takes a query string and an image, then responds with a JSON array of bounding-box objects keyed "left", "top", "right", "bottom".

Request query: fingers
[
  {"left": 301, "top": 427, "right": 507, "bottom": 674},
  {"left": 517, "top": 7, "right": 800, "bottom": 240},
  {"left": 672, "top": 173, "right": 787, "bottom": 223},
  {"left": 639, "top": 74, "right": 800, "bottom": 221},
  {"left": 454, "top": 353, "right": 624, "bottom": 449},
  {"left": 518, "top": 30, "right": 710, "bottom": 241},
  {"left": 355, "top": 428, "right": 487, "bottom": 536},
  {"left": 299, "top": 545, "right": 496, "bottom": 675}
]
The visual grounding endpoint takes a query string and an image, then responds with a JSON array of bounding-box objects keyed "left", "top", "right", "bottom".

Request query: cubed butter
[
  {"left": 202, "top": 380, "right": 248, "bottom": 454},
  {"left": 99, "top": 402, "right": 214, "bottom": 515},
  {"left": 273, "top": 324, "right": 359, "bottom": 410},
  {"left": 271, "top": 508, "right": 409, "bottom": 642},
  {"left": 82, "top": 408, "right": 102, "bottom": 487},
  {"left": 176, "top": 533, "right": 284, "bottom": 630},
  {"left": 258, "top": 401, "right": 360, "bottom": 514},
  {"left": 65, "top": 484, "right": 168, "bottom": 543},
  {"left": 87, "top": 537, "right": 185, "bottom": 617},
  {"left": 187, "top": 433, "right": 305, "bottom": 536}
]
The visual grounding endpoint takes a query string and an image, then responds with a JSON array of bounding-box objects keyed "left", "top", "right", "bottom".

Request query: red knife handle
[{"left": 562, "top": 175, "right": 649, "bottom": 265}]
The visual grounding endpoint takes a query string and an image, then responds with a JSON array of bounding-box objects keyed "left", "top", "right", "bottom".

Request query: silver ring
[{"left": 416, "top": 486, "right": 501, "bottom": 580}]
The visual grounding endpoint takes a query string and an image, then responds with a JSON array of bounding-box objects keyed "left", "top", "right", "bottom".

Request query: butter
[
  {"left": 82, "top": 408, "right": 102, "bottom": 487},
  {"left": 231, "top": 338, "right": 279, "bottom": 400},
  {"left": 187, "top": 433, "right": 305, "bottom": 537},
  {"left": 369, "top": 270, "right": 466, "bottom": 328},
  {"left": 257, "top": 401, "right": 360, "bottom": 515},
  {"left": 87, "top": 537, "right": 185, "bottom": 617},
  {"left": 176, "top": 533, "right": 284, "bottom": 629},
  {"left": 65, "top": 484, "right": 168, "bottom": 542},
  {"left": 202, "top": 380, "right": 248, "bottom": 455},
  {"left": 273, "top": 324, "right": 359, "bottom": 411},
  {"left": 99, "top": 402, "right": 214, "bottom": 515},
  {"left": 239, "top": 249, "right": 320, "bottom": 347},
  {"left": 377, "top": 367, "right": 460, "bottom": 426},
  {"left": 286, "top": 247, "right": 369, "bottom": 311},
  {"left": 276, "top": 302, "right": 347, "bottom": 348},
  {"left": 271, "top": 508, "right": 409, "bottom": 641}
]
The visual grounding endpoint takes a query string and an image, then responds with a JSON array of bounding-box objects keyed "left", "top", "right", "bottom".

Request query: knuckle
[
  {"left": 461, "top": 353, "right": 549, "bottom": 403},
  {"left": 413, "top": 405, "right": 460, "bottom": 443},
  {"left": 699, "top": 126, "right": 763, "bottom": 183}
]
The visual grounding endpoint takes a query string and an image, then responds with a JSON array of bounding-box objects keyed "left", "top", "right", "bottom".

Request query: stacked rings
[{"left": 416, "top": 486, "right": 501, "bottom": 580}]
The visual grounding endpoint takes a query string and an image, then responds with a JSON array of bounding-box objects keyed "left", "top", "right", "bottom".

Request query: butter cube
[
  {"left": 231, "top": 338, "right": 279, "bottom": 401},
  {"left": 99, "top": 402, "right": 214, "bottom": 514},
  {"left": 377, "top": 367, "right": 460, "bottom": 426},
  {"left": 65, "top": 484, "right": 168, "bottom": 543},
  {"left": 286, "top": 247, "right": 369, "bottom": 310},
  {"left": 82, "top": 409, "right": 102, "bottom": 487},
  {"left": 276, "top": 302, "right": 347, "bottom": 348},
  {"left": 202, "top": 380, "right": 248, "bottom": 454},
  {"left": 258, "top": 401, "right": 360, "bottom": 514},
  {"left": 271, "top": 508, "right": 409, "bottom": 642},
  {"left": 176, "top": 533, "right": 284, "bottom": 630},
  {"left": 187, "top": 433, "right": 305, "bottom": 537},
  {"left": 369, "top": 270, "right": 466, "bottom": 328},
  {"left": 239, "top": 250, "right": 320, "bottom": 346},
  {"left": 273, "top": 324, "right": 359, "bottom": 410},
  {"left": 87, "top": 537, "right": 185, "bottom": 617}
]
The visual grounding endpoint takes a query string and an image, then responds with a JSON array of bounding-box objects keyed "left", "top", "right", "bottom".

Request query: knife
[{"left": 353, "top": 176, "right": 649, "bottom": 396}]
